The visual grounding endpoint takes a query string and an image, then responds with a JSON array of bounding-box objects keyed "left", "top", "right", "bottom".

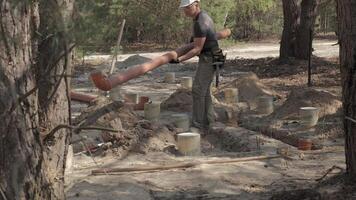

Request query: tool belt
[
  {"left": 201, "top": 47, "right": 226, "bottom": 87},
  {"left": 201, "top": 47, "right": 226, "bottom": 67},
  {"left": 212, "top": 48, "right": 226, "bottom": 67}
]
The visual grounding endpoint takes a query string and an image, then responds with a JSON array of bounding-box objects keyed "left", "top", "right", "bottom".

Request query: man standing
[{"left": 172, "top": 0, "right": 220, "bottom": 131}]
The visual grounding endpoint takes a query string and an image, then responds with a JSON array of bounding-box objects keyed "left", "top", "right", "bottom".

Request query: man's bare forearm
[{"left": 179, "top": 47, "right": 202, "bottom": 62}]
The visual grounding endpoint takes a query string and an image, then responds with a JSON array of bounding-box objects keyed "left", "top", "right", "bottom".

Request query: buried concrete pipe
[
  {"left": 65, "top": 145, "right": 74, "bottom": 171},
  {"left": 172, "top": 113, "right": 190, "bottom": 132},
  {"left": 144, "top": 101, "right": 161, "bottom": 121},
  {"left": 299, "top": 107, "right": 319, "bottom": 128},
  {"left": 257, "top": 96, "right": 274, "bottom": 115},
  {"left": 181, "top": 77, "right": 193, "bottom": 89},
  {"left": 177, "top": 132, "right": 201, "bottom": 156},
  {"left": 90, "top": 29, "right": 231, "bottom": 91}
]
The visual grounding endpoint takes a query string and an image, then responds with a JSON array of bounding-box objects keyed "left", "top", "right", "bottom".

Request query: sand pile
[
  {"left": 136, "top": 125, "right": 176, "bottom": 153},
  {"left": 117, "top": 54, "right": 151, "bottom": 70},
  {"left": 161, "top": 89, "right": 193, "bottom": 112},
  {"left": 271, "top": 88, "right": 342, "bottom": 120},
  {"left": 72, "top": 98, "right": 177, "bottom": 157},
  {"left": 229, "top": 72, "right": 281, "bottom": 106}
]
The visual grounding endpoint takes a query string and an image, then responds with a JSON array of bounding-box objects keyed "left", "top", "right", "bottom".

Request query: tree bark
[
  {"left": 280, "top": 0, "right": 300, "bottom": 60},
  {"left": 0, "top": 1, "right": 43, "bottom": 199},
  {"left": 337, "top": 0, "right": 356, "bottom": 176},
  {"left": 0, "top": 0, "right": 73, "bottom": 199},
  {"left": 280, "top": 0, "right": 321, "bottom": 60},
  {"left": 295, "top": 0, "right": 321, "bottom": 59}
]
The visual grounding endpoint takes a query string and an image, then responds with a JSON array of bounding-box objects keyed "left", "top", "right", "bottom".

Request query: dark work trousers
[{"left": 192, "top": 54, "right": 215, "bottom": 129}]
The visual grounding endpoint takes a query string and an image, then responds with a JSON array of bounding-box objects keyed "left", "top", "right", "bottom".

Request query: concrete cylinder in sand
[
  {"left": 164, "top": 72, "right": 176, "bottom": 83},
  {"left": 300, "top": 107, "right": 319, "bottom": 128},
  {"left": 144, "top": 101, "right": 161, "bottom": 121},
  {"left": 124, "top": 93, "right": 139, "bottom": 104},
  {"left": 177, "top": 133, "right": 201, "bottom": 156},
  {"left": 181, "top": 77, "right": 193, "bottom": 90},
  {"left": 224, "top": 88, "right": 239, "bottom": 104},
  {"left": 257, "top": 96, "right": 274, "bottom": 114},
  {"left": 172, "top": 114, "right": 190, "bottom": 132},
  {"left": 65, "top": 145, "right": 74, "bottom": 171}
]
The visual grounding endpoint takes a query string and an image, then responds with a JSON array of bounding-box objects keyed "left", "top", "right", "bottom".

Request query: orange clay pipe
[
  {"left": 70, "top": 91, "right": 96, "bottom": 103},
  {"left": 91, "top": 28, "right": 231, "bottom": 91}
]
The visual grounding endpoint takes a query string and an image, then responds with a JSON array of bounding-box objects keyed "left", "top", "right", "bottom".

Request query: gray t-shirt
[{"left": 193, "top": 10, "right": 219, "bottom": 53}]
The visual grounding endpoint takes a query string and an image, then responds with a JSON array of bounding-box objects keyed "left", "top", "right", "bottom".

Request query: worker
[{"left": 170, "top": 0, "right": 224, "bottom": 132}]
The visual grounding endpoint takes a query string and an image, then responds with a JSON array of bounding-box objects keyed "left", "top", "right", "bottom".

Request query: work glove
[{"left": 169, "top": 58, "right": 180, "bottom": 64}]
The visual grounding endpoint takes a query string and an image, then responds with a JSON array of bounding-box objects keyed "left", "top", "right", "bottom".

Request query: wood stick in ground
[
  {"left": 91, "top": 155, "right": 281, "bottom": 175},
  {"left": 110, "top": 19, "right": 126, "bottom": 75}
]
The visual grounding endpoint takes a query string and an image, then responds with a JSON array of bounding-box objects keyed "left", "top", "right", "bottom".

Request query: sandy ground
[
  {"left": 83, "top": 39, "right": 338, "bottom": 63},
  {"left": 66, "top": 149, "right": 345, "bottom": 200},
  {"left": 66, "top": 39, "right": 353, "bottom": 199}
]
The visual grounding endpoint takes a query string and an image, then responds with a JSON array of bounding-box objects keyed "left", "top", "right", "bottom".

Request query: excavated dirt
[
  {"left": 117, "top": 54, "right": 151, "bottom": 70},
  {"left": 238, "top": 87, "right": 343, "bottom": 149},
  {"left": 160, "top": 88, "right": 240, "bottom": 125},
  {"left": 161, "top": 89, "right": 193, "bottom": 112},
  {"left": 220, "top": 72, "right": 282, "bottom": 108},
  {"left": 71, "top": 98, "right": 180, "bottom": 157},
  {"left": 232, "top": 71, "right": 342, "bottom": 149},
  {"left": 270, "top": 88, "right": 342, "bottom": 120}
]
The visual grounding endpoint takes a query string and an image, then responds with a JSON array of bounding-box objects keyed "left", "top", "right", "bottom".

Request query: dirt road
[
  {"left": 224, "top": 40, "right": 338, "bottom": 59},
  {"left": 84, "top": 39, "right": 339, "bottom": 62}
]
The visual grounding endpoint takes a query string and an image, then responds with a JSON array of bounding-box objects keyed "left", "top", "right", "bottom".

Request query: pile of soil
[
  {"left": 161, "top": 89, "right": 239, "bottom": 125},
  {"left": 117, "top": 54, "right": 151, "bottom": 70},
  {"left": 136, "top": 125, "right": 176, "bottom": 153},
  {"left": 227, "top": 72, "right": 281, "bottom": 106},
  {"left": 161, "top": 89, "right": 193, "bottom": 112},
  {"left": 270, "top": 88, "right": 342, "bottom": 120},
  {"left": 164, "top": 73, "right": 279, "bottom": 110},
  {"left": 72, "top": 98, "right": 177, "bottom": 157},
  {"left": 115, "top": 54, "right": 195, "bottom": 73},
  {"left": 238, "top": 88, "right": 343, "bottom": 147},
  {"left": 209, "top": 127, "right": 254, "bottom": 152}
]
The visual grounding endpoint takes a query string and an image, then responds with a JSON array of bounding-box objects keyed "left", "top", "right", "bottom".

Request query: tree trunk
[
  {"left": 0, "top": 0, "right": 73, "bottom": 199},
  {"left": 280, "top": 0, "right": 300, "bottom": 61},
  {"left": 295, "top": 0, "right": 321, "bottom": 59},
  {"left": 280, "top": 0, "right": 321, "bottom": 61},
  {"left": 337, "top": 0, "right": 356, "bottom": 176}
]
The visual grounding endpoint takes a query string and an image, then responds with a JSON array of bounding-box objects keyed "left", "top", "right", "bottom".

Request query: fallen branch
[
  {"left": 315, "top": 165, "right": 344, "bottom": 182},
  {"left": 91, "top": 155, "right": 281, "bottom": 175},
  {"left": 73, "top": 101, "right": 124, "bottom": 127},
  {"left": 44, "top": 124, "right": 117, "bottom": 142}
]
